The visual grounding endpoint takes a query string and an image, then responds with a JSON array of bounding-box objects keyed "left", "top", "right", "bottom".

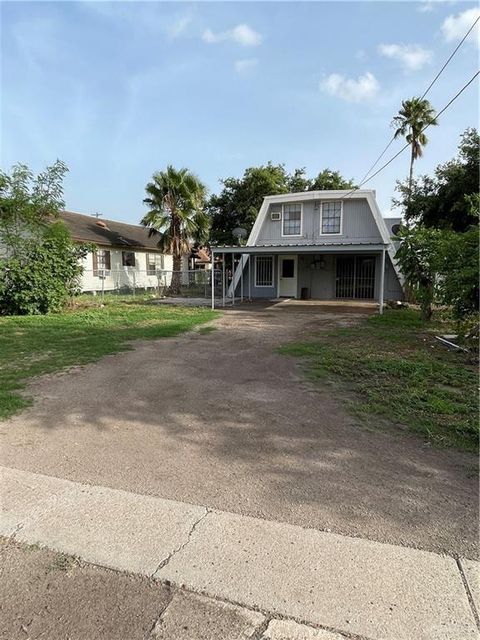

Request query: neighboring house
[
  {"left": 189, "top": 246, "right": 212, "bottom": 270},
  {"left": 59, "top": 210, "right": 179, "bottom": 293},
  {"left": 212, "top": 190, "right": 403, "bottom": 309}
]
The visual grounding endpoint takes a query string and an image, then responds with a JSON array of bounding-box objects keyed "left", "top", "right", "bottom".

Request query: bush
[{"left": 0, "top": 227, "right": 88, "bottom": 315}]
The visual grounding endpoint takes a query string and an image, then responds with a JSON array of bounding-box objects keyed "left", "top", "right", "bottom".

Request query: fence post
[
  {"left": 101, "top": 269, "right": 105, "bottom": 303},
  {"left": 132, "top": 270, "right": 136, "bottom": 298},
  {"left": 222, "top": 253, "right": 225, "bottom": 307},
  {"left": 211, "top": 250, "right": 215, "bottom": 310}
]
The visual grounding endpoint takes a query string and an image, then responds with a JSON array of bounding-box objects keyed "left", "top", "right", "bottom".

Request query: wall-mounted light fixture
[{"left": 310, "top": 257, "right": 326, "bottom": 270}]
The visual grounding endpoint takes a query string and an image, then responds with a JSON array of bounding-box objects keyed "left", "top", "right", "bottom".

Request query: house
[
  {"left": 210, "top": 190, "right": 403, "bottom": 311},
  {"left": 188, "top": 246, "right": 212, "bottom": 270},
  {"left": 59, "top": 210, "right": 177, "bottom": 293}
]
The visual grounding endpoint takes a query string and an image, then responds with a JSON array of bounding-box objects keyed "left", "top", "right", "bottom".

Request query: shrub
[{"left": 0, "top": 225, "right": 89, "bottom": 315}]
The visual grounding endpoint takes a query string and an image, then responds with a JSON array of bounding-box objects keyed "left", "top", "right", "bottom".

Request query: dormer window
[
  {"left": 320, "top": 201, "right": 342, "bottom": 235},
  {"left": 282, "top": 203, "right": 302, "bottom": 237}
]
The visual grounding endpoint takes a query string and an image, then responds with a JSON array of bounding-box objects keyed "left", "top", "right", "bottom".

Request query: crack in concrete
[
  {"left": 144, "top": 587, "right": 175, "bottom": 640},
  {"left": 250, "top": 616, "right": 271, "bottom": 640},
  {"left": 154, "top": 581, "right": 370, "bottom": 640},
  {"left": 456, "top": 558, "right": 480, "bottom": 630},
  {"left": 150, "top": 507, "right": 210, "bottom": 578}
]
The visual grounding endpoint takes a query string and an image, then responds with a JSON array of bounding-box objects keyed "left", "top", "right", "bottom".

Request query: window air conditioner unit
[{"left": 271, "top": 211, "right": 281, "bottom": 221}]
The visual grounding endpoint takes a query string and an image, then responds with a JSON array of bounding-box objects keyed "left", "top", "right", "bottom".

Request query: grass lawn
[
  {"left": 279, "top": 309, "right": 478, "bottom": 453},
  {"left": 0, "top": 298, "right": 217, "bottom": 419}
]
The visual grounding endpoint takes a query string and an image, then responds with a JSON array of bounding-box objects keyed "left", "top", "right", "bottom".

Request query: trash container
[{"left": 300, "top": 287, "right": 310, "bottom": 300}]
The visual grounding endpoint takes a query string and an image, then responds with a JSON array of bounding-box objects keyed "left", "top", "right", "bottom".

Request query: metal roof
[{"left": 211, "top": 242, "right": 387, "bottom": 255}]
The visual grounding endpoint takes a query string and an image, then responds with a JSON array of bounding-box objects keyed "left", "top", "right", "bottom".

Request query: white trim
[
  {"left": 281, "top": 202, "right": 303, "bottom": 238},
  {"left": 278, "top": 255, "right": 298, "bottom": 298},
  {"left": 247, "top": 190, "right": 379, "bottom": 247},
  {"left": 319, "top": 201, "right": 343, "bottom": 236},
  {"left": 254, "top": 255, "right": 274, "bottom": 287},
  {"left": 245, "top": 189, "right": 403, "bottom": 286}
]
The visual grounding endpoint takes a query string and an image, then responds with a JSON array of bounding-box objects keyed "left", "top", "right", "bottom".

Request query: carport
[{"left": 210, "top": 243, "right": 388, "bottom": 313}]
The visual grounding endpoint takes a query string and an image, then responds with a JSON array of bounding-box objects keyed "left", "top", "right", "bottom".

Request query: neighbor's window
[
  {"left": 146, "top": 253, "right": 164, "bottom": 275},
  {"left": 321, "top": 202, "right": 342, "bottom": 234},
  {"left": 255, "top": 256, "right": 273, "bottom": 287},
  {"left": 282, "top": 204, "right": 302, "bottom": 236},
  {"left": 122, "top": 251, "right": 136, "bottom": 267},
  {"left": 93, "top": 249, "right": 111, "bottom": 276}
]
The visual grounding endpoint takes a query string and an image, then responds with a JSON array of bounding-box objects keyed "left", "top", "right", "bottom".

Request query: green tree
[
  {"left": 392, "top": 97, "right": 438, "bottom": 209},
  {"left": 0, "top": 222, "right": 88, "bottom": 315},
  {"left": 141, "top": 166, "right": 208, "bottom": 294},
  {"left": 308, "top": 168, "right": 355, "bottom": 191},
  {"left": 207, "top": 163, "right": 291, "bottom": 245},
  {"left": 436, "top": 228, "right": 479, "bottom": 320},
  {"left": 394, "top": 225, "right": 440, "bottom": 321},
  {"left": 0, "top": 160, "right": 68, "bottom": 257},
  {"left": 394, "top": 128, "right": 479, "bottom": 231}
]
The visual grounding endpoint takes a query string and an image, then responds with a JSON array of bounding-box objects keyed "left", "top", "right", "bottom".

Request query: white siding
[{"left": 79, "top": 249, "right": 173, "bottom": 292}]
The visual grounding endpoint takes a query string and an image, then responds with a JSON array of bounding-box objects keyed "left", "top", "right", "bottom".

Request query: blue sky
[{"left": 2, "top": 1, "right": 479, "bottom": 222}]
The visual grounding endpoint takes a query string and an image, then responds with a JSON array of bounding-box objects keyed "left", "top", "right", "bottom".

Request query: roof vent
[{"left": 95, "top": 220, "right": 109, "bottom": 229}]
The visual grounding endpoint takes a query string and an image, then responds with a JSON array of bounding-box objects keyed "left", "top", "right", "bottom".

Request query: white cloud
[
  {"left": 442, "top": 7, "right": 480, "bottom": 45},
  {"left": 320, "top": 72, "right": 379, "bottom": 103},
  {"left": 417, "top": 1, "right": 434, "bottom": 13},
  {"left": 378, "top": 43, "right": 433, "bottom": 71},
  {"left": 167, "top": 14, "right": 192, "bottom": 39},
  {"left": 202, "top": 23, "right": 262, "bottom": 47},
  {"left": 234, "top": 58, "right": 258, "bottom": 75}
]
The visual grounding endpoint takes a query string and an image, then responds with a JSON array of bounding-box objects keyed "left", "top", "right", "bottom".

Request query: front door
[{"left": 278, "top": 256, "right": 297, "bottom": 298}]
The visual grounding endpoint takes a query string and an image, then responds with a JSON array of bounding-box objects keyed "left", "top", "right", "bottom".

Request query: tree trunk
[
  {"left": 170, "top": 252, "right": 182, "bottom": 296},
  {"left": 419, "top": 276, "right": 433, "bottom": 321},
  {"left": 168, "top": 212, "right": 182, "bottom": 296},
  {"left": 407, "top": 142, "right": 415, "bottom": 217}
]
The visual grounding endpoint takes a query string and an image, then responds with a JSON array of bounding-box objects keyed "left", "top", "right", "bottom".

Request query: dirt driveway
[{"left": 1, "top": 301, "right": 477, "bottom": 558}]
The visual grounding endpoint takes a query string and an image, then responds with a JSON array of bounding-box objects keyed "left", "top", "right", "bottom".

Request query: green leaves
[
  {"left": 0, "top": 160, "right": 68, "bottom": 257},
  {"left": 394, "top": 128, "right": 479, "bottom": 232},
  {"left": 0, "top": 235, "right": 88, "bottom": 315},
  {"left": 141, "top": 166, "right": 209, "bottom": 255},
  {"left": 394, "top": 224, "right": 479, "bottom": 322}
]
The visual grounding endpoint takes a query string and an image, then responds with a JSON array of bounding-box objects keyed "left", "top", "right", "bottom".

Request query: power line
[
  {"left": 344, "top": 70, "right": 479, "bottom": 193},
  {"left": 420, "top": 15, "right": 479, "bottom": 100},
  {"left": 348, "top": 15, "right": 479, "bottom": 193}
]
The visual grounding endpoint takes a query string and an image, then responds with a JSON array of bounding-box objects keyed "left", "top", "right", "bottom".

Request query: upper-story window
[
  {"left": 282, "top": 203, "right": 302, "bottom": 236},
  {"left": 320, "top": 202, "right": 342, "bottom": 235}
]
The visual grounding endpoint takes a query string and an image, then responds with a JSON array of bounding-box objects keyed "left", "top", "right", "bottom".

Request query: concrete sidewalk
[{"left": 1, "top": 465, "right": 478, "bottom": 640}]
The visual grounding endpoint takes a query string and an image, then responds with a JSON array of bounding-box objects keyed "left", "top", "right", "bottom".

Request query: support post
[
  {"left": 240, "top": 254, "right": 244, "bottom": 302},
  {"left": 211, "top": 249, "right": 215, "bottom": 310},
  {"left": 248, "top": 255, "right": 251, "bottom": 300},
  {"left": 232, "top": 253, "right": 235, "bottom": 306},
  {"left": 222, "top": 252, "right": 225, "bottom": 307},
  {"left": 379, "top": 248, "right": 385, "bottom": 315}
]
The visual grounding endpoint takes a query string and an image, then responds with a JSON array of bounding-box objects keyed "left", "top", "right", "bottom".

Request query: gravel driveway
[{"left": 1, "top": 301, "right": 477, "bottom": 558}]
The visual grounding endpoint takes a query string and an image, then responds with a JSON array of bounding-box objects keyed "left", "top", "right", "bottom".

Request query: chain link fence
[{"left": 80, "top": 269, "right": 224, "bottom": 301}]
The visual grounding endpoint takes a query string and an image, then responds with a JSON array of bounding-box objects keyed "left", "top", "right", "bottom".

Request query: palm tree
[
  {"left": 141, "top": 166, "right": 208, "bottom": 294},
  {"left": 392, "top": 97, "right": 438, "bottom": 210}
]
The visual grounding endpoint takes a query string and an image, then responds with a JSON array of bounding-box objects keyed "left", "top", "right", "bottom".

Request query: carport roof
[{"left": 211, "top": 242, "right": 387, "bottom": 255}]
